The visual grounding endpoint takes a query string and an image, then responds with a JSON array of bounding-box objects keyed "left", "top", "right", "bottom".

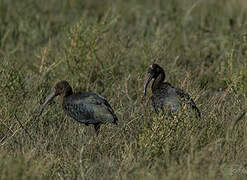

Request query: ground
[{"left": 0, "top": 0, "right": 247, "bottom": 179}]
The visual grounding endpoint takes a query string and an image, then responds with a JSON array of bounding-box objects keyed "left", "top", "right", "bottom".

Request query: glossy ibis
[
  {"left": 40, "top": 81, "right": 118, "bottom": 134},
  {"left": 144, "top": 64, "right": 201, "bottom": 118}
]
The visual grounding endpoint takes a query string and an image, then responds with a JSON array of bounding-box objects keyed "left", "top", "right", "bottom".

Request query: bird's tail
[
  {"left": 193, "top": 105, "right": 201, "bottom": 119},
  {"left": 94, "top": 123, "right": 101, "bottom": 135},
  {"left": 113, "top": 114, "right": 118, "bottom": 125},
  {"left": 189, "top": 98, "right": 201, "bottom": 119}
]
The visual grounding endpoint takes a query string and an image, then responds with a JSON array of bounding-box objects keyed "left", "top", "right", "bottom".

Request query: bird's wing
[
  {"left": 174, "top": 87, "right": 201, "bottom": 118},
  {"left": 157, "top": 83, "right": 180, "bottom": 109},
  {"left": 92, "top": 94, "right": 118, "bottom": 124},
  {"left": 64, "top": 93, "right": 117, "bottom": 124},
  {"left": 63, "top": 97, "right": 95, "bottom": 124}
]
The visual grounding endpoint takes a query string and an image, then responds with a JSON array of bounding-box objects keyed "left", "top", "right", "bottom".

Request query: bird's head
[
  {"left": 144, "top": 64, "right": 165, "bottom": 96},
  {"left": 39, "top": 80, "right": 72, "bottom": 115},
  {"left": 53, "top": 81, "right": 72, "bottom": 96}
]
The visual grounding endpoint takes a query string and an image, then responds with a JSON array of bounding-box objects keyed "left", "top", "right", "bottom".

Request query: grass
[{"left": 0, "top": 0, "right": 247, "bottom": 179}]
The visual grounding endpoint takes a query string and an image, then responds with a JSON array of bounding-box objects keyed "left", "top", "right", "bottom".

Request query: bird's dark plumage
[
  {"left": 144, "top": 64, "right": 201, "bottom": 118},
  {"left": 40, "top": 81, "right": 118, "bottom": 134}
]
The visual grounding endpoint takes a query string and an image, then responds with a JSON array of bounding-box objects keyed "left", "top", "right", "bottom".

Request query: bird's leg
[
  {"left": 94, "top": 123, "right": 101, "bottom": 136},
  {"left": 161, "top": 107, "right": 165, "bottom": 115},
  {"left": 161, "top": 107, "right": 166, "bottom": 118}
]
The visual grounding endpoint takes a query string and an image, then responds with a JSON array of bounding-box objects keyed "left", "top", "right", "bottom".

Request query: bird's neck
[
  {"left": 152, "top": 71, "right": 165, "bottom": 92},
  {"left": 63, "top": 87, "right": 73, "bottom": 97}
]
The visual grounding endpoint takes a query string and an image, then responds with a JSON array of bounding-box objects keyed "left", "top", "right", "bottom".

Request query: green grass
[{"left": 0, "top": 0, "right": 247, "bottom": 179}]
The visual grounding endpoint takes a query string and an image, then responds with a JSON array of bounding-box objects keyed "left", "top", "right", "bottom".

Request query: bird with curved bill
[
  {"left": 40, "top": 81, "right": 118, "bottom": 135},
  {"left": 144, "top": 64, "right": 201, "bottom": 119}
]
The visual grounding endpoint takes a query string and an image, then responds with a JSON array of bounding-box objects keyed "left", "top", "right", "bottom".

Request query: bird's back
[
  {"left": 63, "top": 92, "right": 118, "bottom": 125},
  {"left": 151, "top": 82, "right": 201, "bottom": 118}
]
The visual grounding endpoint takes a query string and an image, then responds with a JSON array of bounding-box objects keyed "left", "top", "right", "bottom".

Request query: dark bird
[
  {"left": 40, "top": 81, "right": 118, "bottom": 134},
  {"left": 144, "top": 64, "right": 201, "bottom": 118}
]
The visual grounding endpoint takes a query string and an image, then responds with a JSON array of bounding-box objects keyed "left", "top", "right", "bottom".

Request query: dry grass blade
[
  {"left": 231, "top": 111, "right": 246, "bottom": 132},
  {"left": 14, "top": 114, "right": 33, "bottom": 141}
]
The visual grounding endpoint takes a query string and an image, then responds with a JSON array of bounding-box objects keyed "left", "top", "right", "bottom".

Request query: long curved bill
[
  {"left": 39, "top": 91, "right": 56, "bottom": 116},
  {"left": 144, "top": 73, "right": 153, "bottom": 96}
]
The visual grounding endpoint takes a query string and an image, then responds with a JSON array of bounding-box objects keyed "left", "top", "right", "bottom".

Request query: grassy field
[{"left": 0, "top": 0, "right": 247, "bottom": 179}]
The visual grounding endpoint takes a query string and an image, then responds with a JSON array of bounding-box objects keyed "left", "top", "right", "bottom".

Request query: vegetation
[{"left": 0, "top": 0, "right": 246, "bottom": 179}]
